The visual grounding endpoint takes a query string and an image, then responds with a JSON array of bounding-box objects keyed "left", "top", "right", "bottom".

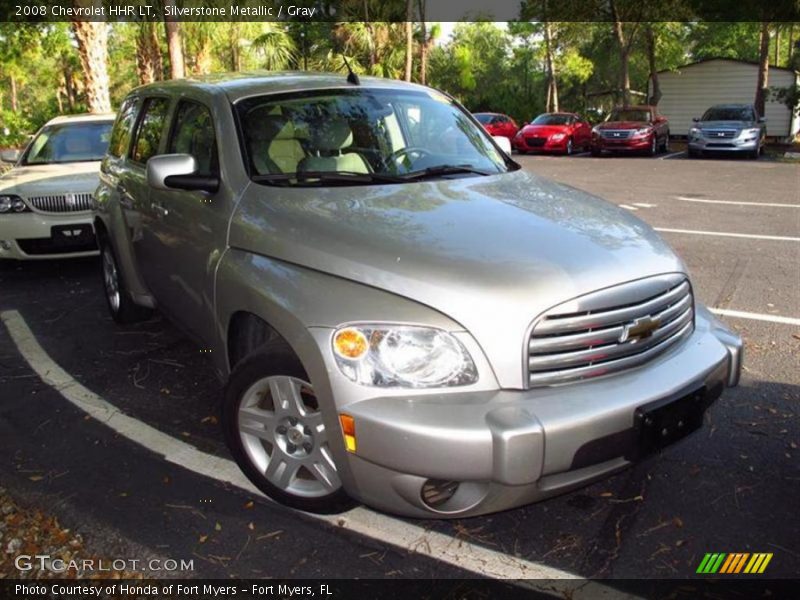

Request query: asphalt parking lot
[{"left": 1, "top": 154, "right": 798, "bottom": 586}]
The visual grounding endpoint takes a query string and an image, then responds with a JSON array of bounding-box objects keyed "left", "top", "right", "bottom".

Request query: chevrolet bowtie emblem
[{"left": 619, "top": 316, "right": 660, "bottom": 343}]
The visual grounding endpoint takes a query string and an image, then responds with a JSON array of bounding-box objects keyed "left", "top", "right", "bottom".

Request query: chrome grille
[
  {"left": 600, "top": 129, "right": 633, "bottom": 139},
  {"left": 528, "top": 274, "right": 694, "bottom": 386},
  {"left": 28, "top": 193, "right": 94, "bottom": 213},
  {"left": 702, "top": 129, "right": 737, "bottom": 139}
]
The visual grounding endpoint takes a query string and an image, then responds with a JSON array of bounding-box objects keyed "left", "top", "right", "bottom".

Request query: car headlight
[
  {"left": 0, "top": 195, "right": 30, "bottom": 213},
  {"left": 632, "top": 128, "right": 652, "bottom": 137},
  {"left": 591, "top": 126, "right": 601, "bottom": 134},
  {"left": 741, "top": 128, "right": 761, "bottom": 137},
  {"left": 332, "top": 324, "right": 478, "bottom": 388},
  {"left": 689, "top": 127, "right": 701, "bottom": 136},
  {"left": 550, "top": 133, "right": 567, "bottom": 141}
]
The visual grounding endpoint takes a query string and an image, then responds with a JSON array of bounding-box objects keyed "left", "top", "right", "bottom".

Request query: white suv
[{"left": 0, "top": 113, "right": 114, "bottom": 260}]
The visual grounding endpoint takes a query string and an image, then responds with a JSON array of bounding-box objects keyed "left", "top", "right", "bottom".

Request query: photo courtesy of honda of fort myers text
[{"left": 1, "top": 0, "right": 799, "bottom": 600}]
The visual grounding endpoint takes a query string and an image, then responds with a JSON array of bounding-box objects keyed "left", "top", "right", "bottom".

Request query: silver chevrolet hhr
[{"left": 94, "top": 72, "right": 742, "bottom": 518}]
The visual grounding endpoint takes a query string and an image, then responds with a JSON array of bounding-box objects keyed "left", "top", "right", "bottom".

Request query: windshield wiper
[
  {"left": 401, "top": 164, "right": 493, "bottom": 181},
  {"left": 251, "top": 170, "right": 406, "bottom": 186}
]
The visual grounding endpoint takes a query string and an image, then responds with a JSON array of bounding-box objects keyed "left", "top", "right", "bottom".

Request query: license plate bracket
[
  {"left": 51, "top": 224, "right": 94, "bottom": 247},
  {"left": 631, "top": 386, "right": 707, "bottom": 458}
]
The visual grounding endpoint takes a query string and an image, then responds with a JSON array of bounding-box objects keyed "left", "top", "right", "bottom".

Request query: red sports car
[
  {"left": 473, "top": 112, "right": 519, "bottom": 140},
  {"left": 512, "top": 112, "right": 592, "bottom": 155}
]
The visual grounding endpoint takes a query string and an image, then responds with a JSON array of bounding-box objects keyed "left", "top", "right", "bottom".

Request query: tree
[
  {"left": 71, "top": 15, "right": 111, "bottom": 113},
  {"left": 755, "top": 21, "right": 771, "bottom": 116},
  {"left": 135, "top": 22, "right": 163, "bottom": 84},
  {"left": 608, "top": 0, "right": 644, "bottom": 105},
  {"left": 163, "top": 0, "right": 185, "bottom": 79},
  {"left": 252, "top": 23, "right": 297, "bottom": 70},
  {"left": 404, "top": 0, "right": 414, "bottom": 81}
]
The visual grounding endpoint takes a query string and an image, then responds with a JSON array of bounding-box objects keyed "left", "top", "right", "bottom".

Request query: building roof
[{"left": 656, "top": 57, "right": 799, "bottom": 76}]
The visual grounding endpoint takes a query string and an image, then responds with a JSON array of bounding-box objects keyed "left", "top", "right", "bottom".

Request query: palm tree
[
  {"left": 404, "top": 0, "right": 414, "bottom": 81},
  {"left": 163, "top": 0, "right": 185, "bottom": 79},
  {"left": 71, "top": 18, "right": 111, "bottom": 113},
  {"left": 252, "top": 23, "right": 297, "bottom": 71}
]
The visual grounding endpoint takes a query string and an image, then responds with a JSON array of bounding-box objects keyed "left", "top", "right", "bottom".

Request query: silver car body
[
  {"left": 95, "top": 73, "right": 742, "bottom": 518},
  {"left": 688, "top": 103, "right": 766, "bottom": 155}
]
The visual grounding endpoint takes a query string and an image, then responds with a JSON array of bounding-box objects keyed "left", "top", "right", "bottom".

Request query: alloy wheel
[{"left": 237, "top": 375, "right": 340, "bottom": 498}]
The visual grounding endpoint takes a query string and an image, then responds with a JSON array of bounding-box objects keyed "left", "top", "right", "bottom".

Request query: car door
[
  {"left": 142, "top": 99, "right": 226, "bottom": 346},
  {"left": 125, "top": 96, "right": 173, "bottom": 300}
]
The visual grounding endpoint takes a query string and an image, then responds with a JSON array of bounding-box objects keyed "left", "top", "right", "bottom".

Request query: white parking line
[
  {"left": 632, "top": 203, "right": 657, "bottom": 208},
  {"left": 660, "top": 151, "right": 685, "bottom": 160},
  {"left": 676, "top": 196, "right": 799, "bottom": 209},
  {"left": 620, "top": 204, "right": 638, "bottom": 211},
  {"left": 710, "top": 308, "right": 800, "bottom": 327},
  {"left": 0, "top": 309, "right": 638, "bottom": 599},
  {"left": 654, "top": 227, "right": 800, "bottom": 242}
]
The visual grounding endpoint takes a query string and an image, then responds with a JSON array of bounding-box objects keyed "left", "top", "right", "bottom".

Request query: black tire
[
  {"left": 223, "top": 343, "right": 355, "bottom": 514},
  {"left": 591, "top": 147, "right": 601, "bottom": 157},
  {"left": 688, "top": 147, "right": 700, "bottom": 159},
  {"left": 98, "top": 235, "right": 152, "bottom": 324},
  {"left": 661, "top": 132, "right": 670, "bottom": 153}
]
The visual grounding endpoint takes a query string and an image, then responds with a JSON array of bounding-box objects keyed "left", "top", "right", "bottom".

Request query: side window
[
  {"left": 108, "top": 98, "right": 138, "bottom": 158},
  {"left": 167, "top": 101, "right": 219, "bottom": 176},
  {"left": 131, "top": 97, "right": 170, "bottom": 164}
]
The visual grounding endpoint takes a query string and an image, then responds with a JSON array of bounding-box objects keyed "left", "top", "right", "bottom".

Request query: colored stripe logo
[{"left": 696, "top": 553, "right": 773, "bottom": 574}]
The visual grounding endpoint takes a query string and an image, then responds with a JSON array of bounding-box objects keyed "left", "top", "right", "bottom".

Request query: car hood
[
  {"left": 0, "top": 162, "right": 101, "bottom": 197},
  {"left": 696, "top": 120, "right": 755, "bottom": 129},
  {"left": 521, "top": 125, "right": 570, "bottom": 136},
  {"left": 597, "top": 121, "right": 648, "bottom": 130},
  {"left": 230, "top": 169, "right": 685, "bottom": 387}
]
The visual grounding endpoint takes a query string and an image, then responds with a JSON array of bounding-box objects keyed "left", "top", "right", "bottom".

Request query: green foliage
[{"left": 2, "top": 19, "right": 798, "bottom": 138}]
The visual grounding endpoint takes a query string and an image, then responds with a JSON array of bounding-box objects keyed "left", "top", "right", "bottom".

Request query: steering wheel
[{"left": 387, "top": 146, "right": 433, "bottom": 171}]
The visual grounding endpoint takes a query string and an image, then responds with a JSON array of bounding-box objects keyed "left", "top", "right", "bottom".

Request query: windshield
[
  {"left": 608, "top": 109, "right": 651, "bottom": 123},
  {"left": 532, "top": 114, "right": 571, "bottom": 126},
  {"left": 473, "top": 113, "right": 495, "bottom": 124},
  {"left": 237, "top": 89, "right": 509, "bottom": 185},
  {"left": 701, "top": 107, "right": 755, "bottom": 122},
  {"left": 22, "top": 121, "right": 112, "bottom": 165}
]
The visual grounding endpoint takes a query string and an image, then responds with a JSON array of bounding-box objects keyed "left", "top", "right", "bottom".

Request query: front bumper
[
  {"left": 514, "top": 136, "right": 569, "bottom": 153},
  {"left": 0, "top": 211, "right": 98, "bottom": 260},
  {"left": 688, "top": 137, "right": 759, "bottom": 153},
  {"left": 592, "top": 136, "right": 651, "bottom": 152},
  {"left": 326, "top": 306, "right": 741, "bottom": 518}
]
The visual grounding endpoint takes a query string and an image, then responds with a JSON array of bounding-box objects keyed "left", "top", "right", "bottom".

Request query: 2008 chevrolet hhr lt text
[{"left": 94, "top": 72, "right": 742, "bottom": 518}]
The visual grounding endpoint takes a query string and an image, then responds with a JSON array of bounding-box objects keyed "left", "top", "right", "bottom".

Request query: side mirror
[
  {"left": 0, "top": 149, "right": 20, "bottom": 163},
  {"left": 492, "top": 135, "right": 512, "bottom": 154},
  {"left": 692, "top": 117, "right": 700, "bottom": 123},
  {"left": 146, "top": 154, "right": 219, "bottom": 193}
]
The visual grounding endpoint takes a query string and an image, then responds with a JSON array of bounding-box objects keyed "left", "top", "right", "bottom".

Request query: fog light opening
[
  {"left": 421, "top": 479, "right": 460, "bottom": 509},
  {"left": 0, "top": 241, "right": 11, "bottom": 251}
]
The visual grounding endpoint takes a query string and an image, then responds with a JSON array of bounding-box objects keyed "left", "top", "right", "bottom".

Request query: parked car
[
  {"left": 513, "top": 112, "right": 592, "bottom": 155},
  {"left": 95, "top": 73, "right": 742, "bottom": 519},
  {"left": 688, "top": 104, "right": 766, "bottom": 159},
  {"left": 0, "top": 114, "right": 114, "bottom": 260},
  {"left": 591, "top": 106, "right": 670, "bottom": 157},
  {"left": 473, "top": 112, "right": 519, "bottom": 140}
]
